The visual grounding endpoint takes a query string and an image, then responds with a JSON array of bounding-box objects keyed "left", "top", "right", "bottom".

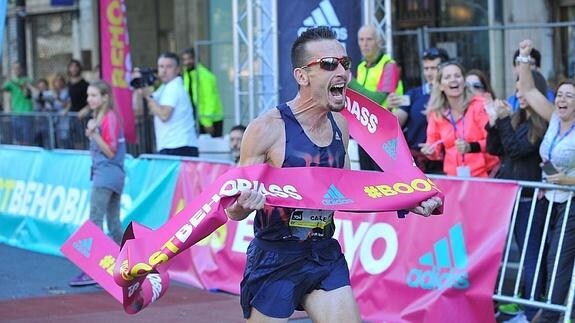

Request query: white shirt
[
  {"left": 152, "top": 76, "right": 198, "bottom": 151},
  {"left": 539, "top": 112, "right": 575, "bottom": 203}
]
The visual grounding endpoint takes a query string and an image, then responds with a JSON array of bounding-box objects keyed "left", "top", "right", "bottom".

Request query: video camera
[{"left": 130, "top": 67, "right": 157, "bottom": 89}]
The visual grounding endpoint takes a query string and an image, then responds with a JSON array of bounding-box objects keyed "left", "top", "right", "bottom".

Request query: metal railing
[
  {"left": 430, "top": 175, "right": 575, "bottom": 322},
  {"left": 0, "top": 111, "right": 156, "bottom": 156}
]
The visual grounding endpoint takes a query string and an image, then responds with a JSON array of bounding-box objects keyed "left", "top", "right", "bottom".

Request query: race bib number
[{"left": 289, "top": 209, "right": 333, "bottom": 229}]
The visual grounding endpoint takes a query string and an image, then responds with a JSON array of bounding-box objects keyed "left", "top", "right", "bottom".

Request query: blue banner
[
  {"left": 277, "top": 0, "right": 363, "bottom": 103},
  {"left": 0, "top": 148, "right": 180, "bottom": 256}
]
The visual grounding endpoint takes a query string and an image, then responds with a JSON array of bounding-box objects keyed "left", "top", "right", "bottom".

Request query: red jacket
[{"left": 426, "top": 95, "right": 499, "bottom": 177}]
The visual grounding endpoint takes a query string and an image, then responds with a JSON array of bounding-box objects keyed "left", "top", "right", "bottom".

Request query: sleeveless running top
[{"left": 253, "top": 103, "right": 346, "bottom": 241}]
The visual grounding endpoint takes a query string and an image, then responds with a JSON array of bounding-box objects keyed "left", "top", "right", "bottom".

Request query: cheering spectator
[
  {"left": 518, "top": 39, "right": 575, "bottom": 323},
  {"left": 420, "top": 61, "right": 498, "bottom": 177},
  {"left": 486, "top": 69, "right": 549, "bottom": 322}
]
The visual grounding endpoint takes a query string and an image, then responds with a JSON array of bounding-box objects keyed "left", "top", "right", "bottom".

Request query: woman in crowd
[
  {"left": 69, "top": 80, "right": 126, "bottom": 286},
  {"left": 485, "top": 69, "right": 549, "bottom": 322},
  {"left": 420, "top": 61, "right": 498, "bottom": 177},
  {"left": 518, "top": 40, "right": 575, "bottom": 323},
  {"left": 466, "top": 69, "right": 497, "bottom": 101}
]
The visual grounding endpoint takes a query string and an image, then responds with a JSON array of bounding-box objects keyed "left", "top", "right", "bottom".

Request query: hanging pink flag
[{"left": 99, "top": 0, "right": 136, "bottom": 143}]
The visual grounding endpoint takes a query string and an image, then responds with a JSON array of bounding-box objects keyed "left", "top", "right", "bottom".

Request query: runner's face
[{"left": 302, "top": 39, "right": 350, "bottom": 112}]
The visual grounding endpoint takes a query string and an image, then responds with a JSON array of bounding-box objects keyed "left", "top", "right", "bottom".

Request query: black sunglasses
[
  {"left": 467, "top": 81, "right": 485, "bottom": 90},
  {"left": 301, "top": 56, "right": 352, "bottom": 71},
  {"left": 422, "top": 48, "right": 448, "bottom": 60}
]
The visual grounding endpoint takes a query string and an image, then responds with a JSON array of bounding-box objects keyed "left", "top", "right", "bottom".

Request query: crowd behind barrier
[
  {"left": 1, "top": 145, "right": 574, "bottom": 321},
  {"left": 0, "top": 112, "right": 237, "bottom": 161}
]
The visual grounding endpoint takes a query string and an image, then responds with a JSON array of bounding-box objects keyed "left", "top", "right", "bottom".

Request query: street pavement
[{"left": 0, "top": 243, "right": 311, "bottom": 322}]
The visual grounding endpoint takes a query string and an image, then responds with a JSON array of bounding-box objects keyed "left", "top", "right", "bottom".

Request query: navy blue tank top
[{"left": 253, "top": 103, "right": 346, "bottom": 241}]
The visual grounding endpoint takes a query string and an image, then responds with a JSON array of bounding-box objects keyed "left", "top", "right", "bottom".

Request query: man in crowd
[
  {"left": 388, "top": 47, "right": 449, "bottom": 173},
  {"left": 181, "top": 48, "right": 225, "bottom": 137},
  {"left": 228, "top": 124, "right": 246, "bottom": 164},
  {"left": 133, "top": 52, "right": 199, "bottom": 157},
  {"left": 348, "top": 24, "right": 403, "bottom": 171},
  {"left": 3, "top": 62, "right": 33, "bottom": 145}
]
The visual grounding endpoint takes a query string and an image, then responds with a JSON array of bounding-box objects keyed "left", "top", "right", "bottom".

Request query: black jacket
[{"left": 486, "top": 116, "right": 543, "bottom": 196}]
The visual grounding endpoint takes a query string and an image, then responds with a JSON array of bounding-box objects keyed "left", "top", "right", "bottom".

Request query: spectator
[
  {"left": 348, "top": 24, "right": 403, "bottom": 171},
  {"left": 51, "top": 74, "right": 72, "bottom": 148},
  {"left": 133, "top": 52, "right": 199, "bottom": 157},
  {"left": 229, "top": 124, "right": 246, "bottom": 164},
  {"left": 3, "top": 62, "right": 33, "bottom": 145},
  {"left": 66, "top": 59, "right": 90, "bottom": 147},
  {"left": 388, "top": 47, "right": 449, "bottom": 173},
  {"left": 30, "top": 78, "right": 54, "bottom": 147},
  {"left": 69, "top": 80, "right": 126, "bottom": 287},
  {"left": 465, "top": 69, "right": 496, "bottom": 101},
  {"left": 420, "top": 61, "right": 499, "bottom": 177},
  {"left": 181, "top": 48, "right": 225, "bottom": 137},
  {"left": 518, "top": 39, "right": 575, "bottom": 323},
  {"left": 508, "top": 47, "right": 554, "bottom": 112},
  {"left": 486, "top": 70, "right": 549, "bottom": 322}
]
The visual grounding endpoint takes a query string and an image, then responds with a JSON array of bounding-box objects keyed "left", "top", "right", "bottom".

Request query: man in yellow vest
[
  {"left": 181, "top": 48, "right": 225, "bottom": 137},
  {"left": 348, "top": 24, "right": 403, "bottom": 171}
]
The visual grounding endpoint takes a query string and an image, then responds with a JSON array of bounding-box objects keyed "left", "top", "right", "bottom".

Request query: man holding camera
[{"left": 133, "top": 52, "right": 199, "bottom": 157}]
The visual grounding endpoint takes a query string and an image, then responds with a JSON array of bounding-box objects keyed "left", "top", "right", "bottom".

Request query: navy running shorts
[{"left": 240, "top": 237, "right": 351, "bottom": 319}]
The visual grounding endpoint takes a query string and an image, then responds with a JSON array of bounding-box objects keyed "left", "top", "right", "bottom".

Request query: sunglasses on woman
[{"left": 300, "top": 56, "right": 352, "bottom": 71}]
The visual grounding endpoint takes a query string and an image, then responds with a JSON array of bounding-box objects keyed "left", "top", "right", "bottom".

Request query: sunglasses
[
  {"left": 422, "top": 48, "right": 448, "bottom": 60},
  {"left": 300, "top": 56, "right": 352, "bottom": 71},
  {"left": 467, "top": 82, "right": 485, "bottom": 90}
]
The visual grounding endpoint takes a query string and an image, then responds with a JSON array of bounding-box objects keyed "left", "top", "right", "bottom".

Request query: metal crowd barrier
[
  {"left": 1, "top": 133, "right": 573, "bottom": 320},
  {"left": 0, "top": 111, "right": 89, "bottom": 150},
  {"left": 495, "top": 180, "right": 575, "bottom": 322}
]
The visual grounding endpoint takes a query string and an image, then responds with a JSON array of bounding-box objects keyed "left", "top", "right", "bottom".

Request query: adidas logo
[
  {"left": 73, "top": 237, "right": 93, "bottom": 258},
  {"left": 297, "top": 0, "right": 348, "bottom": 44},
  {"left": 382, "top": 138, "right": 397, "bottom": 160},
  {"left": 406, "top": 223, "right": 470, "bottom": 290},
  {"left": 322, "top": 184, "right": 353, "bottom": 206}
]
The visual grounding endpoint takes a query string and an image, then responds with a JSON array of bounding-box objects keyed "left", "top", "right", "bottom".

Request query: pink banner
[
  {"left": 343, "top": 90, "right": 414, "bottom": 168},
  {"left": 61, "top": 220, "right": 123, "bottom": 302},
  {"left": 99, "top": 0, "right": 136, "bottom": 143},
  {"left": 158, "top": 177, "right": 517, "bottom": 322},
  {"left": 65, "top": 89, "right": 520, "bottom": 321},
  {"left": 344, "top": 178, "right": 517, "bottom": 323}
]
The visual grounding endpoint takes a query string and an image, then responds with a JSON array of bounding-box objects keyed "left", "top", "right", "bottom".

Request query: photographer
[{"left": 132, "top": 52, "right": 199, "bottom": 157}]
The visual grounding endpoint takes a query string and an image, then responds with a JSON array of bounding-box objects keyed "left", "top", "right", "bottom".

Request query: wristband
[{"left": 515, "top": 55, "right": 532, "bottom": 65}]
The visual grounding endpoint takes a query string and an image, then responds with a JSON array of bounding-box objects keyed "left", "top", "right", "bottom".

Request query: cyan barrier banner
[
  {"left": 277, "top": 0, "right": 362, "bottom": 102},
  {"left": 0, "top": 148, "right": 180, "bottom": 256},
  {"left": 122, "top": 157, "right": 180, "bottom": 230}
]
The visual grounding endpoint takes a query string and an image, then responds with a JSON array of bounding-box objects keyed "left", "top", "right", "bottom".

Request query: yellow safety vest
[{"left": 357, "top": 54, "right": 404, "bottom": 107}]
